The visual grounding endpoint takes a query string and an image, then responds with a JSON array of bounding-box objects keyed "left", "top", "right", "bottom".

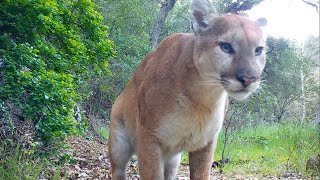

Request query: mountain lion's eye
[
  {"left": 255, "top": 47, "right": 264, "bottom": 56},
  {"left": 219, "top": 42, "right": 235, "bottom": 54}
]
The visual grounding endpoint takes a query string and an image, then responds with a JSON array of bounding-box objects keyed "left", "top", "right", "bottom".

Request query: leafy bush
[{"left": 0, "top": 0, "right": 115, "bottom": 141}]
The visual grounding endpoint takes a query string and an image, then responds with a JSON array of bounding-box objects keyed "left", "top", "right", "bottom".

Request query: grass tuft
[
  {"left": 98, "top": 127, "right": 109, "bottom": 140},
  {"left": 0, "top": 141, "right": 45, "bottom": 179},
  {"left": 0, "top": 139, "right": 64, "bottom": 180}
]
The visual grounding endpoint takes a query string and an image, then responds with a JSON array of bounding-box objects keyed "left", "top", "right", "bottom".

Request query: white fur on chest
[{"left": 157, "top": 91, "right": 227, "bottom": 153}]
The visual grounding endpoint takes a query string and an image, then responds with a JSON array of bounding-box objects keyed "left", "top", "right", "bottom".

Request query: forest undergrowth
[{"left": 1, "top": 121, "right": 318, "bottom": 179}]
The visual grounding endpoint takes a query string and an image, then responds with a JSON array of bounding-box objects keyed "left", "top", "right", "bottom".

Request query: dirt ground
[{"left": 61, "top": 136, "right": 313, "bottom": 180}]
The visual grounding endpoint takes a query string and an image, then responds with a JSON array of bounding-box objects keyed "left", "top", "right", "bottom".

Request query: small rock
[
  {"left": 78, "top": 172, "right": 89, "bottom": 177},
  {"left": 306, "top": 153, "right": 320, "bottom": 171},
  {"left": 75, "top": 164, "right": 81, "bottom": 171}
]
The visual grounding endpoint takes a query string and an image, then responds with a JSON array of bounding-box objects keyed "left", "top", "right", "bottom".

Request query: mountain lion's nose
[{"left": 236, "top": 75, "right": 257, "bottom": 87}]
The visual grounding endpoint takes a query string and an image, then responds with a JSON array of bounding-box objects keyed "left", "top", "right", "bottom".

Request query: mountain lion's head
[{"left": 191, "top": 0, "right": 267, "bottom": 100}]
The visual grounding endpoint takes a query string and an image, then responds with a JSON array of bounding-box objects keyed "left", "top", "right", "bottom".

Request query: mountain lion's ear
[
  {"left": 255, "top": 17, "right": 267, "bottom": 27},
  {"left": 255, "top": 17, "right": 268, "bottom": 40},
  {"left": 190, "top": 0, "right": 216, "bottom": 35}
]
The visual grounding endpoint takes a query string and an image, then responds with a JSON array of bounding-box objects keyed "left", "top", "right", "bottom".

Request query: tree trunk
[
  {"left": 150, "top": 0, "right": 177, "bottom": 49},
  {"left": 300, "top": 68, "right": 306, "bottom": 124}
]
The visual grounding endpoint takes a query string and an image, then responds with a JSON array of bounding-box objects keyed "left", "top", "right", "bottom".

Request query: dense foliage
[
  {"left": 0, "top": 0, "right": 114, "bottom": 141},
  {"left": 85, "top": 0, "right": 157, "bottom": 118}
]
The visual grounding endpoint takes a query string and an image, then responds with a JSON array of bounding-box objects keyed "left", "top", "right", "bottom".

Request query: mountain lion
[{"left": 109, "top": 0, "right": 267, "bottom": 179}]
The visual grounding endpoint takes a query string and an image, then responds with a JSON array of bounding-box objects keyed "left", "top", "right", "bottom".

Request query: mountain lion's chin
[{"left": 227, "top": 90, "right": 251, "bottom": 101}]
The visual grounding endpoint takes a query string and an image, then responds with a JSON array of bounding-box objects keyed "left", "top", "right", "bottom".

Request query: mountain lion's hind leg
[{"left": 109, "top": 120, "right": 133, "bottom": 180}]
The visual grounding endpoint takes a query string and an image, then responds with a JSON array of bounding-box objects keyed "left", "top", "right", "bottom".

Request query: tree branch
[{"left": 302, "top": 0, "right": 319, "bottom": 13}]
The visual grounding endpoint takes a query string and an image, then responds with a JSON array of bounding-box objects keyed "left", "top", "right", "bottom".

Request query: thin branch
[{"left": 302, "top": 0, "right": 320, "bottom": 13}]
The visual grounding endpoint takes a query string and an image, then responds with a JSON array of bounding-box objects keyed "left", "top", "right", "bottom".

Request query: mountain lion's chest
[{"left": 156, "top": 92, "right": 227, "bottom": 152}]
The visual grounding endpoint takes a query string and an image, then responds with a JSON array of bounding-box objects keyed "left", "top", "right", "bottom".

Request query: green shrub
[{"left": 0, "top": 0, "right": 115, "bottom": 141}]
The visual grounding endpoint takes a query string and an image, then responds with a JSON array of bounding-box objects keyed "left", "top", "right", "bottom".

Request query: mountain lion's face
[{"left": 193, "top": 15, "right": 266, "bottom": 100}]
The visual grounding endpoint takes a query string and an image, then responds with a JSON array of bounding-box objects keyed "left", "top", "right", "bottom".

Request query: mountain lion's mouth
[
  {"left": 221, "top": 77, "right": 260, "bottom": 99},
  {"left": 222, "top": 79, "right": 259, "bottom": 100}
]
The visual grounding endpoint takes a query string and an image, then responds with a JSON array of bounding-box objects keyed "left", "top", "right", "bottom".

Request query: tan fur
[{"left": 109, "top": 0, "right": 267, "bottom": 179}]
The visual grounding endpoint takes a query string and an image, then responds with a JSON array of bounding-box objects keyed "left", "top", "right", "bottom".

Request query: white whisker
[
  {"left": 196, "top": 80, "right": 222, "bottom": 86},
  {"left": 204, "top": 73, "right": 221, "bottom": 80}
]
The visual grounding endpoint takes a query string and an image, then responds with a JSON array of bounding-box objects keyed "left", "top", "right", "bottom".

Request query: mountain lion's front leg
[
  {"left": 189, "top": 139, "right": 216, "bottom": 180},
  {"left": 137, "top": 128, "right": 164, "bottom": 180}
]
